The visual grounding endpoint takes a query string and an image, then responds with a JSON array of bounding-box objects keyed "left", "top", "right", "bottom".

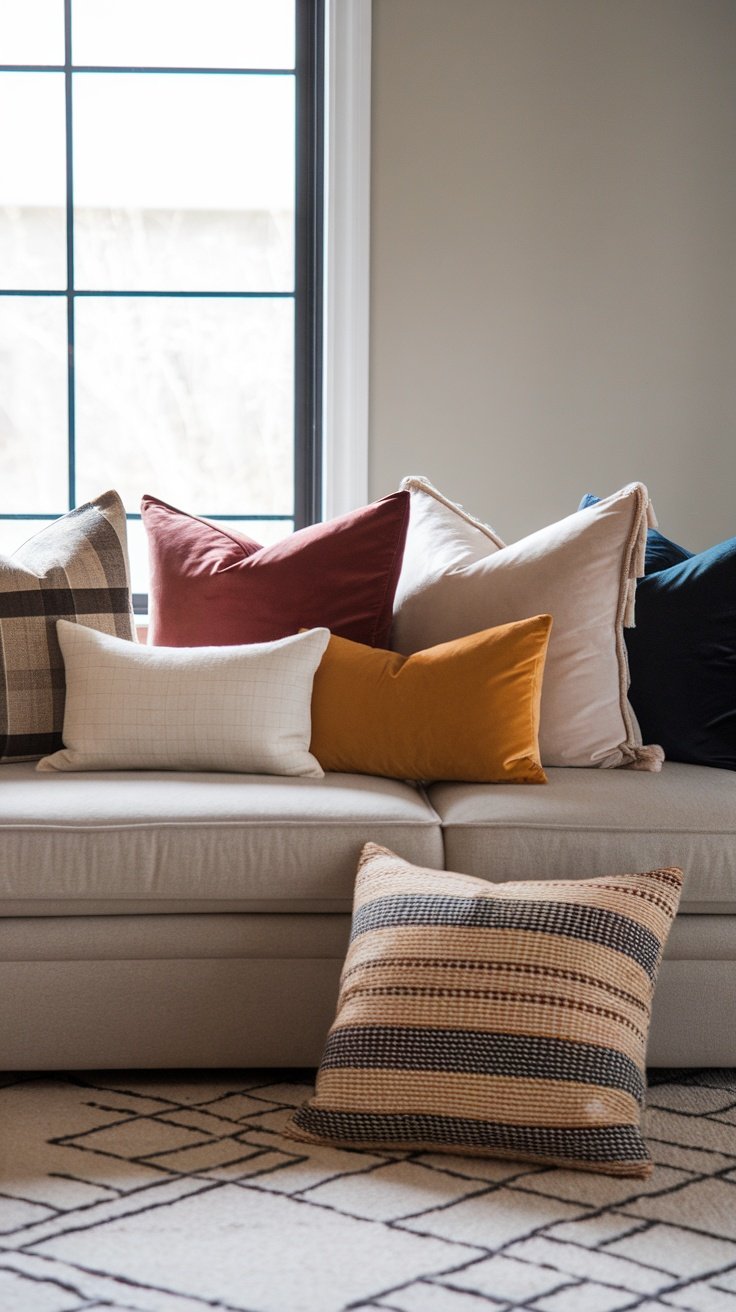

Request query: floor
[{"left": 1, "top": 1069, "right": 736, "bottom": 1312}]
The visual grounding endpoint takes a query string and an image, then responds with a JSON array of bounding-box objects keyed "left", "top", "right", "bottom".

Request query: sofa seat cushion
[
  {"left": 0, "top": 765, "right": 442, "bottom": 916},
  {"left": 428, "top": 762, "right": 735, "bottom": 912}
]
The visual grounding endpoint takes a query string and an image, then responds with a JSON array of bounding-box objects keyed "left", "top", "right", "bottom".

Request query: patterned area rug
[{"left": 1, "top": 1069, "right": 736, "bottom": 1312}]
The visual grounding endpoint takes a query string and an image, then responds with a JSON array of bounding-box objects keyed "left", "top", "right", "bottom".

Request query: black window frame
[{"left": 0, "top": 0, "right": 324, "bottom": 614}]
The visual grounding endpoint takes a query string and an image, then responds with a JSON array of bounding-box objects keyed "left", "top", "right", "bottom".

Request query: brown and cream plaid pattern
[
  {"left": 286, "top": 843, "right": 683, "bottom": 1177},
  {"left": 0, "top": 492, "right": 136, "bottom": 763}
]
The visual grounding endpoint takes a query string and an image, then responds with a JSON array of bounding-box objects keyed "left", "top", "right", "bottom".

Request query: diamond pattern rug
[{"left": 1, "top": 1069, "right": 736, "bottom": 1312}]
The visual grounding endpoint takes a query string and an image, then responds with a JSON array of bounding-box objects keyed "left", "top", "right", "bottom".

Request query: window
[{"left": 0, "top": 0, "right": 323, "bottom": 607}]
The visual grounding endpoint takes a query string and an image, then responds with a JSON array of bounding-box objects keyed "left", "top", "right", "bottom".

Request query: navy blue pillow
[
  {"left": 626, "top": 539, "right": 736, "bottom": 770},
  {"left": 578, "top": 494, "right": 693, "bottom": 574},
  {"left": 578, "top": 495, "right": 735, "bottom": 770}
]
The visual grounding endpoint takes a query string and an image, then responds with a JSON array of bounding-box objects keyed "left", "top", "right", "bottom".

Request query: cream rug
[{"left": 1, "top": 1069, "right": 736, "bottom": 1312}]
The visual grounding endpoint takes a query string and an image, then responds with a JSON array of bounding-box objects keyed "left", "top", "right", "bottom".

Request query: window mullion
[
  {"left": 293, "top": 0, "right": 324, "bottom": 531},
  {"left": 64, "top": 0, "right": 76, "bottom": 511}
]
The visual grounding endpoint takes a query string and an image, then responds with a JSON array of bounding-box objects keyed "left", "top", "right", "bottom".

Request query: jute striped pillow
[{"left": 286, "top": 843, "right": 683, "bottom": 1176}]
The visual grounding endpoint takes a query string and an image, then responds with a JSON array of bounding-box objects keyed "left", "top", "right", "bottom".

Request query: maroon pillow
[{"left": 141, "top": 492, "right": 410, "bottom": 648}]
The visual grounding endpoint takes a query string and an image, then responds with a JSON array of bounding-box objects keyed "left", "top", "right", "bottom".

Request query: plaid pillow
[
  {"left": 0, "top": 492, "right": 136, "bottom": 763},
  {"left": 286, "top": 843, "right": 683, "bottom": 1177}
]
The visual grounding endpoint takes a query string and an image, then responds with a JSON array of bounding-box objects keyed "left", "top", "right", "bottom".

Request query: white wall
[{"left": 369, "top": 0, "right": 736, "bottom": 550}]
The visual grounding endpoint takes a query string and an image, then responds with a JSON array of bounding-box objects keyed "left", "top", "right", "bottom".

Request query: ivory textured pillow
[
  {"left": 38, "top": 622, "right": 329, "bottom": 776},
  {"left": 392, "top": 478, "right": 662, "bottom": 770},
  {"left": 0, "top": 492, "right": 136, "bottom": 763},
  {"left": 286, "top": 843, "right": 683, "bottom": 1177},
  {"left": 309, "top": 616, "right": 551, "bottom": 783}
]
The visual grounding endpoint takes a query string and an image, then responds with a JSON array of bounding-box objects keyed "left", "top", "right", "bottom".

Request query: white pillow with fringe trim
[{"left": 392, "top": 478, "right": 663, "bottom": 771}]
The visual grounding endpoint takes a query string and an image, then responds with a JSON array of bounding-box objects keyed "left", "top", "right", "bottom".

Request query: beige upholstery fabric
[
  {"left": 392, "top": 478, "right": 660, "bottom": 770},
  {"left": 0, "top": 958, "right": 344, "bottom": 1069},
  {"left": 39, "top": 622, "right": 330, "bottom": 776},
  {"left": 428, "top": 762, "right": 736, "bottom": 911},
  {"left": 0, "top": 765, "right": 443, "bottom": 915},
  {"left": 3, "top": 909, "right": 734, "bottom": 964},
  {"left": 0, "top": 914, "right": 351, "bottom": 961},
  {"left": 0, "top": 911, "right": 734, "bottom": 1069}
]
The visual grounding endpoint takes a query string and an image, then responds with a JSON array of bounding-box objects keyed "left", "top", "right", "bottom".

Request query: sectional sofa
[
  {"left": 1, "top": 757, "right": 734, "bottom": 1071},
  {"left": 1, "top": 479, "right": 733, "bottom": 1073}
]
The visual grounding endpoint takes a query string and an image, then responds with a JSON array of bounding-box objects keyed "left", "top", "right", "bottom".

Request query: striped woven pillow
[
  {"left": 286, "top": 843, "right": 683, "bottom": 1176},
  {"left": 0, "top": 492, "right": 136, "bottom": 763}
]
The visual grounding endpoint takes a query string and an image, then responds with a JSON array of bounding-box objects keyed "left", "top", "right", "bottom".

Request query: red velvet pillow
[{"left": 141, "top": 492, "right": 410, "bottom": 648}]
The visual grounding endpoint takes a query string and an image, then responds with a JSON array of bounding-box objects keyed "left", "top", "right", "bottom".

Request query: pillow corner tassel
[{"left": 624, "top": 743, "right": 666, "bottom": 773}]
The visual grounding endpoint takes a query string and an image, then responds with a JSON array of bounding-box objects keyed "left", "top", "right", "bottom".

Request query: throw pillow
[
  {"left": 286, "top": 843, "right": 683, "bottom": 1177},
  {"left": 392, "top": 477, "right": 662, "bottom": 770},
  {"left": 141, "top": 491, "right": 410, "bottom": 649},
  {"left": 626, "top": 538, "right": 736, "bottom": 771},
  {"left": 0, "top": 491, "right": 136, "bottom": 764},
  {"left": 577, "top": 495, "right": 735, "bottom": 771},
  {"left": 37, "top": 621, "right": 330, "bottom": 776},
  {"left": 309, "top": 616, "right": 552, "bottom": 783},
  {"left": 578, "top": 494, "right": 693, "bottom": 574}
]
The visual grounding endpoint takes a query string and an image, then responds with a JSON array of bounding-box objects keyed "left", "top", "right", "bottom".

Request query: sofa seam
[
  {"left": 439, "top": 822, "right": 733, "bottom": 835},
  {"left": 0, "top": 818, "right": 444, "bottom": 832}
]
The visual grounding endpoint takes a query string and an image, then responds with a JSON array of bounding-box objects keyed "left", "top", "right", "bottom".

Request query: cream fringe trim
[
  {"left": 622, "top": 482, "right": 657, "bottom": 628},
  {"left": 625, "top": 743, "right": 665, "bottom": 772},
  {"left": 400, "top": 475, "right": 506, "bottom": 548},
  {"left": 616, "top": 483, "right": 663, "bottom": 770}
]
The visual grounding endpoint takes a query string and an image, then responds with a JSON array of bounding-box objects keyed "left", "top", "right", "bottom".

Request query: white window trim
[{"left": 322, "top": 0, "right": 371, "bottom": 518}]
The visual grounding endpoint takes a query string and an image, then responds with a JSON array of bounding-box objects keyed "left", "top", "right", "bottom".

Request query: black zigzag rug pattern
[{"left": 2, "top": 1068, "right": 736, "bottom": 1312}]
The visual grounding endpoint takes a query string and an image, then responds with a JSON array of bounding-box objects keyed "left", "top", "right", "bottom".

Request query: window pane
[
  {"left": 74, "top": 297, "right": 294, "bottom": 515},
  {"left": 0, "top": 519, "right": 58, "bottom": 558},
  {"left": 0, "top": 297, "right": 68, "bottom": 512},
  {"left": 73, "top": 74, "right": 294, "bottom": 292},
  {"left": 72, "top": 0, "right": 295, "bottom": 69},
  {"left": 0, "top": 0, "right": 64, "bottom": 65},
  {"left": 0, "top": 74, "right": 66, "bottom": 289}
]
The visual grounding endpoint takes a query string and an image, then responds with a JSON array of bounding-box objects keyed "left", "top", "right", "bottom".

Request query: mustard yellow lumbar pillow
[{"left": 309, "top": 614, "right": 552, "bottom": 784}]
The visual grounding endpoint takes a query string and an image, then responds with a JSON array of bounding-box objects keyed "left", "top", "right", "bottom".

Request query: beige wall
[{"left": 369, "top": 0, "right": 736, "bottom": 550}]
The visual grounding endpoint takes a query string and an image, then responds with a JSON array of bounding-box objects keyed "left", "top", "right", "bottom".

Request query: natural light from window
[{"left": 0, "top": 0, "right": 299, "bottom": 595}]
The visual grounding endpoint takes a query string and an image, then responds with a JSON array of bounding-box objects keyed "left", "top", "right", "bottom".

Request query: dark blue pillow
[
  {"left": 577, "top": 495, "right": 735, "bottom": 770},
  {"left": 578, "top": 494, "right": 693, "bottom": 574},
  {"left": 625, "top": 539, "right": 736, "bottom": 770}
]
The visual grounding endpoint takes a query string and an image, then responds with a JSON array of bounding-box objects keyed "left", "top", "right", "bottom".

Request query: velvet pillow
[
  {"left": 392, "top": 478, "right": 661, "bottom": 770},
  {"left": 142, "top": 492, "right": 410, "bottom": 648},
  {"left": 0, "top": 492, "right": 136, "bottom": 764},
  {"left": 578, "top": 496, "right": 735, "bottom": 771},
  {"left": 626, "top": 539, "right": 736, "bottom": 771},
  {"left": 286, "top": 843, "right": 683, "bottom": 1177},
  {"left": 309, "top": 615, "right": 552, "bottom": 784}
]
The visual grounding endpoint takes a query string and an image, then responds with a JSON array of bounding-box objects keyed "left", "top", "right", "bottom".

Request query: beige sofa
[{"left": 1, "top": 758, "right": 734, "bottom": 1071}]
